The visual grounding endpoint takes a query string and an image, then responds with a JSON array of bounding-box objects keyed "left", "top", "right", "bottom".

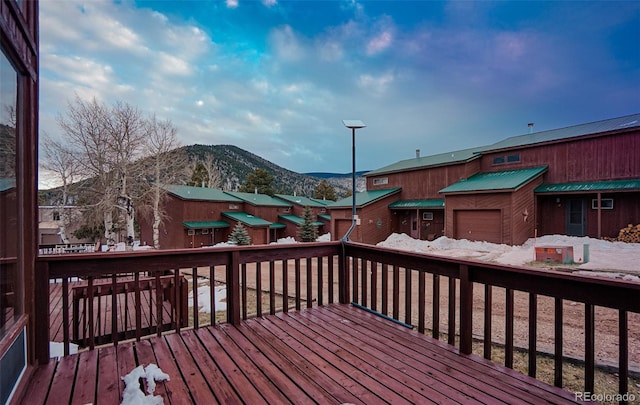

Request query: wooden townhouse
[{"left": 362, "top": 113, "right": 640, "bottom": 245}]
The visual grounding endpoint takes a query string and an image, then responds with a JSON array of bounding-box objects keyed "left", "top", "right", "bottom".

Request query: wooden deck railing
[
  {"left": 35, "top": 240, "right": 639, "bottom": 399},
  {"left": 343, "top": 241, "right": 640, "bottom": 400}
]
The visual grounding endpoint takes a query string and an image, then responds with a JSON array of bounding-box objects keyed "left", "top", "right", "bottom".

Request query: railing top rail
[{"left": 37, "top": 241, "right": 342, "bottom": 278}]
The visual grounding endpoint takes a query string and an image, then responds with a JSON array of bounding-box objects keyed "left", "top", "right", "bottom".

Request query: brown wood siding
[
  {"left": 509, "top": 177, "right": 543, "bottom": 245},
  {"left": 328, "top": 195, "right": 397, "bottom": 244},
  {"left": 367, "top": 160, "right": 481, "bottom": 200},
  {"left": 480, "top": 131, "right": 640, "bottom": 183},
  {"left": 537, "top": 192, "right": 640, "bottom": 239},
  {"left": 445, "top": 193, "right": 512, "bottom": 244}
]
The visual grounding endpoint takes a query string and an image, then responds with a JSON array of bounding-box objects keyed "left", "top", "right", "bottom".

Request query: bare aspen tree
[
  {"left": 39, "top": 132, "right": 82, "bottom": 243},
  {"left": 56, "top": 96, "right": 147, "bottom": 245},
  {"left": 140, "top": 116, "right": 187, "bottom": 248}
]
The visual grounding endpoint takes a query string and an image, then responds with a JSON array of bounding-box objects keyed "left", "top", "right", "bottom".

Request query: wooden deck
[{"left": 22, "top": 304, "right": 579, "bottom": 404}]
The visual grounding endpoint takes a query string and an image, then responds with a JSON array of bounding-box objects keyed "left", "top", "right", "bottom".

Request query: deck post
[
  {"left": 34, "top": 260, "right": 50, "bottom": 363},
  {"left": 227, "top": 250, "right": 241, "bottom": 325},
  {"left": 459, "top": 264, "right": 472, "bottom": 354}
]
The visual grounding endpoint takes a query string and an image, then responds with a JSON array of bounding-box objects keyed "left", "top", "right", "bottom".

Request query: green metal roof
[
  {"left": 278, "top": 214, "right": 323, "bottom": 226},
  {"left": 535, "top": 179, "right": 640, "bottom": 194},
  {"left": 439, "top": 166, "right": 547, "bottom": 194},
  {"left": 318, "top": 214, "right": 331, "bottom": 221},
  {"left": 329, "top": 188, "right": 402, "bottom": 208},
  {"left": 183, "top": 221, "right": 230, "bottom": 229},
  {"left": 484, "top": 113, "right": 640, "bottom": 152},
  {"left": 389, "top": 199, "right": 445, "bottom": 209},
  {"left": 365, "top": 146, "right": 486, "bottom": 177},
  {"left": 163, "top": 185, "right": 242, "bottom": 202},
  {"left": 226, "top": 191, "right": 292, "bottom": 207},
  {"left": 274, "top": 194, "right": 330, "bottom": 207},
  {"left": 222, "top": 212, "right": 272, "bottom": 227},
  {"left": 269, "top": 222, "right": 286, "bottom": 229}
]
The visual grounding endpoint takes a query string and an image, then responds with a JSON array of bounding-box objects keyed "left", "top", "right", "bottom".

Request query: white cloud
[
  {"left": 366, "top": 30, "right": 393, "bottom": 55},
  {"left": 269, "top": 25, "right": 305, "bottom": 61},
  {"left": 226, "top": 0, "right": 239, "bottom": 9}
]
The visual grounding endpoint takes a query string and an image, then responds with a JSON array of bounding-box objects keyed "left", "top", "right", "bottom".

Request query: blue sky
[{"left": 39, "top": 0, "right": 640, "bottom": 175}]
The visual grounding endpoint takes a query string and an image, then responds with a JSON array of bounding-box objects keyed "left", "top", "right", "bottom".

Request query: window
[
  {"left": 229, "top": 204, "right": 239, "bottom": 210},
  {"left": 52, "top": 211, "right": 60, "bottom": 221},
  {"left": 187, "top": 229, "right": 195, "bottom": 236},
  {"left": 0, "top": 49, "right": 19, "bottom": 338},
  {"left": 201, "top": 228, "right": 209, "bottom": 234},
  {"left": 373, "top": 177, "right": 388, "bottom": 185},
  {"left": 422, "top": 212, "right": 434, "bottom": 221},
  {"left": 507, "top": 154, "right": 521, "bottom": 163},
  {"left": 492, "top": 156, "right": 505, "bottom": 165},
  {"left": 592, "top": 198, "right": 614, "bottom": 210}
]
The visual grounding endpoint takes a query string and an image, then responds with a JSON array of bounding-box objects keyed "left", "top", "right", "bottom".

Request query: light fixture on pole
[{"left": 341, "top": 120, "right": 366, "bottom": 241}]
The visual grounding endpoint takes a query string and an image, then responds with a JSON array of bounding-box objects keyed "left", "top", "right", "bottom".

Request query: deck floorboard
[{"left": 21, "top": 304, "right": 580, "bottom": 405}]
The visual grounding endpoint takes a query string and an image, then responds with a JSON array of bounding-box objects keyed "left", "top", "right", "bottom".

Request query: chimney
[
  {"left": 416, "top": 149, "right": 420, "bottom": 158},
  {"left": 528, "top": 123, "right": 535, "bottom": 134}
]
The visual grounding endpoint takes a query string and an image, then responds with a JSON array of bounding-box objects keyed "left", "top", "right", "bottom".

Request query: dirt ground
[{"left": 185, "top": 258, "right": 640, "bottom": 373}]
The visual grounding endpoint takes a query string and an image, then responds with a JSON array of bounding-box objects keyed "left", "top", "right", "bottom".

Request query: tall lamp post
[{"left": 342, "top": 120, "right": 366, "bottom": 241}]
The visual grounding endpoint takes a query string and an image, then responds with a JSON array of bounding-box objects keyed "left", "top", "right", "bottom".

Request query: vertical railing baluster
[
  {"left": 405, "top": 268, "right": 412, "bottom": 326},
  {"left": 459, "top": 265, "right": 472, "bottom": 355},
  {"left": 242, "top": 263, "right": 247, "bottom": 320},
  {"left": 256, "top": 262, "right": 262, "bottom": 317},
  {"left": 370, "top": 261, "right": 377, "bottom": 312},
  {"left": 418, "top": 271, "right": 425, "bottom": 334},
  {"left": 381, "top": 263, "right": 388, "bottom": 316},
  {"left": 484, "top": 285, "right": 492, "bottom": 359},
  {"left": 62, "top": 277, "right": 69, "bottom": 356},
  {"left": 295, "top": 259, "right": 301, "bottom": 310},
  {"left": 328, "top": 255, "right": 335, "bottom": 304},
  {"left": 111, "top": 275, "right": 117, "bottom": 345},
  {"left": 135, "top": 272, "right": 141, "bottom": 341},
  {"left": 528, "top": 293, "right": 538, "bottom": 377},
  {"left": 283, "top": 260, "right": 289, "bottom": 313},
  {"left": 432, "top": 274, "right": 440, "bottom": 340},
  {"left": 619, "top": 310, "right": 628, "bottom": 400},
  {"left": 352, "top": 258, "right": 359, "bottom": 304},
  {"left": 505, "top": 288, "right": 514, "bottom": 368},
  {"left": 174, "top": 269, "right": 181, "bottom": 332},
  {"left": 270, "top": 261, "right": 276, "bottom": 314},
  {"left": 88, "top": 276, "right": 95, "bottom": 350},
  {"left": 193, "top": 268, "right": 199, "bottom": 329},
  {"left": 554, "top": 297, "right": 563, "bottom": 388},
  {"left": 306, "top": 257, "right": 313, "bottom": 309},
  {"left": 361, "top": 259, "right": 367, "bottom": 307},
  {"left": 228, "top": 251, "right": 241, "bottom": 326},
  {"left": 584, "top": 303, "right": 595, "bottom": 393},
  {"left": 447, "top": 277, "right": 456, "bottom": 346},
  {"left": 155, "top": 271, "right": 162, "bottom": 336},
  {"left": 392, "top": 265, "right": 399, "bottom": 320},
  {"left": 316, "top": 257, "right": 323, "bottom": 307}
]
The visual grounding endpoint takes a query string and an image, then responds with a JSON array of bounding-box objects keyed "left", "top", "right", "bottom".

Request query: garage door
[{"left": 454, "top": 210, "right": 502, "bottom": 243}]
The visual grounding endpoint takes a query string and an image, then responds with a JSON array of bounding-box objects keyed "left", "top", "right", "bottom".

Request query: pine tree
[
  {"left": 187, "top": 162, "right": 210, "bottom": 187},
  {"left": 297, "top": 206, "right": 319, "bottom": 242},
  {"left": 314, "top": 179, "right": 337, "bottom": 201},
  {"left": 239, "top": 168, "right": 275, "bottom": 195},
  {"left": 228, "top": 223, "right": 251, "bottom": 245}
]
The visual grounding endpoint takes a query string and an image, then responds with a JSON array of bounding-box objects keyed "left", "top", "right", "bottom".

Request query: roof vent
[
  {"left": 416, "top": 149, "right": 420, "bottom": 158},
  {"left": 528, "top": 123, "right": 535, "bottom": 133}
]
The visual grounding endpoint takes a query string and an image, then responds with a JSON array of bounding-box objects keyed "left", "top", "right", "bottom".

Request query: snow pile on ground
[
  {"left": 317, "top": 233, "right": 331, "bottom": 242},
  {"left": 188, "top": 281, "right": 227, "bottom": 313},
  {"left": 49, "top": 341, "right": 78, "bottom": 359},
  {"left": 120, "top": 363, "right": 170, "bottom": 405},
  {"left": 271, "top": 236, "right": 297, "bottom": 244},
  {"left": 378, "top": 233, "right": 640, "bottom": 276}
]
